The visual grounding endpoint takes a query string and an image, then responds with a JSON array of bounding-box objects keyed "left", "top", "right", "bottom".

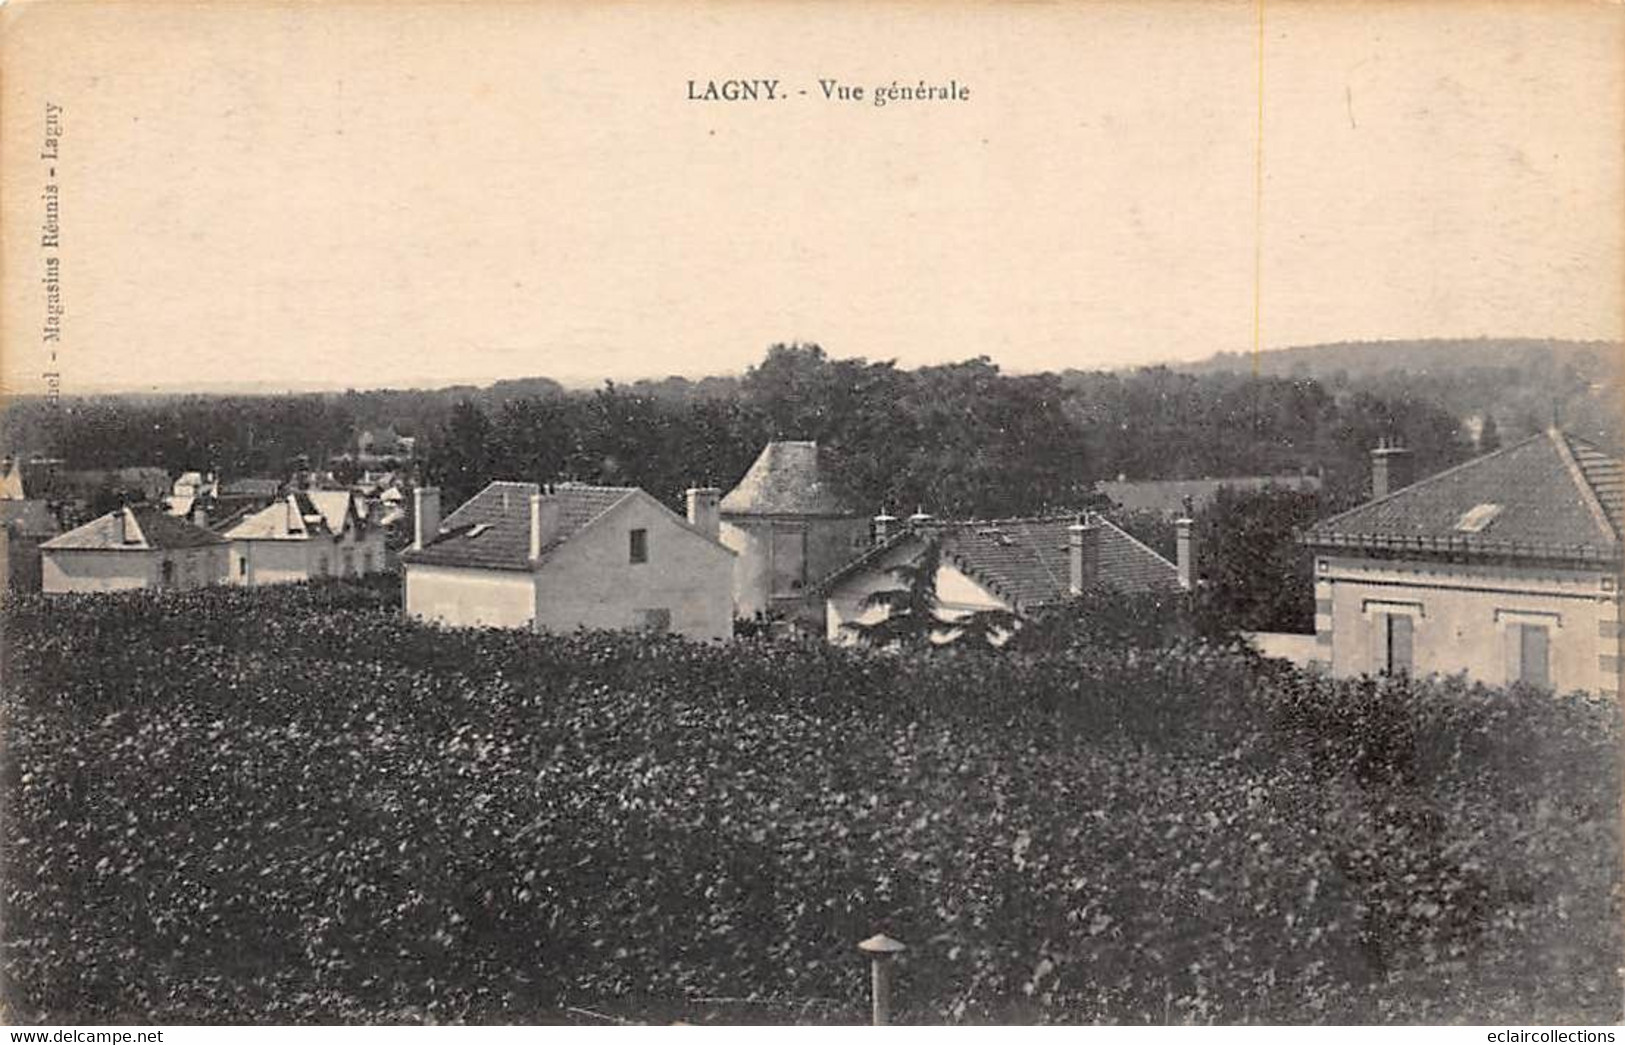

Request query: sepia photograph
[{"left": 0, "top": 0, "right": 1621, "bottom": 1031}]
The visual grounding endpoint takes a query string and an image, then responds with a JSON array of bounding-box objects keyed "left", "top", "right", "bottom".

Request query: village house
[
  {"left": 821, "top": 510, "right": 1190, "bottom": 644},
  {"left": 40, "top": 505, "right": 228, "bottom": 593},
  {"left": 0, "top": 500, "right": 62, "bottom": 593},
  {"left": 400, "top": 481, "right": 735, "bottom": 641},
  {"left": 720, "top": 441, "right": 870, "bottom": 625},
  {"left": 223, "top": 491, "right": 386, "bottom": 585},
  {"left": 1302, "top": 431, "right": 1622, "bottom": 694}
]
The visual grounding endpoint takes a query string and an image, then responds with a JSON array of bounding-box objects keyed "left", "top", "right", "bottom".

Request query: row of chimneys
[
  {"left": 872, "top": 507, "right": 1199, "bottom": 593},
  {"left": 411, "top": 485, "right": 726, "bottom": 557}
]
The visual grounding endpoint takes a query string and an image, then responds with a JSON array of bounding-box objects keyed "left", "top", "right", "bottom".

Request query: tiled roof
[
  {"left": 225, "top": 493, "right": 340, "bottom": 541},
  {"left": 1304, "top": 429, "right": 1620, "bottom": 561},
  {"left": 1098, "top": 474, "right": 1321, "bottom": 516},
  {"left": 821, "top": 514, "right": 1180, "bottom": 615},
  {"left": 0, "top": 500, "right": 60, "bottom": 537},
  {"left": 42, "top": 506, "right": 225, "bottom": 551},
  {"left": 401, "top": 482, "right": 637, "bottom": 571},
  {"left": 1565, "top": 433, "right": 1623, "bottom": 534},
  {"left": 720, "top": 441, "right": 857, "bottom": 517}
]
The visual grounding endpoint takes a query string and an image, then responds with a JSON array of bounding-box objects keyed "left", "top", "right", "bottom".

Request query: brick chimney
[
  {"left": 873, "top": 510, "right": 897, "bottom": 546},
  {"left": 686, "top": 486, "right": 721, "bottom": 541},
  {"left": 530, "top": 490, "right": 561, "bottom": 560},
  {"left": 191, "top": 503, "right": 208, "bottom": 530},
  {"left": 412, "top": 487, "right": 441, "bottom": 550},
  {"left": 1175, "top": 515, "right": 1197, "bottom": 591},
  {"left": 285, "top": 494, "right": 301, "bottom": 534},
  {"left": 1067, "top": 513, "right": 1099, "bottom": 596},
  {"left": 1370, "top": 438, "right": 1414, "bottom": 500}
]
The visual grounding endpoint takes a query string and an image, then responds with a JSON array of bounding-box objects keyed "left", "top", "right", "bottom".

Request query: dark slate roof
[
  {"left": 719, "top": 441, "right": 857, "bottom": 517},
  {"left": 1098, "top": 474, "right": 1321, "bottom": 516},
  {"left": 821, "top": 514, "right": 1179, "bottom": 615},
  {"left": 400, "top": 482, "right": 636, "bottom": 571},
  {"left": 1304, "top": 429, "right": 1621, "bottom": 562},
  {"left": 42, "top": 506, "right": 226, "bottom": 551},
  {"left": 0, "top": 500, "right": 60, "bottom": 536}
]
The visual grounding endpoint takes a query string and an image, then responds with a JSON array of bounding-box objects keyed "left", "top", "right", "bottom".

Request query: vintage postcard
[{"left": 1, "top": 0, "right": 1621, "bottom": 1031}]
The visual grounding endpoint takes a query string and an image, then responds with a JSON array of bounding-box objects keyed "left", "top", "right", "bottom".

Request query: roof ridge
[{"left": 1549, "top": 429, "right": 1619, "bottom": 544}]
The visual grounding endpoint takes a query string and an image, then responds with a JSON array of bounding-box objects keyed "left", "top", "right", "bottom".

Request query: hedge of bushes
[{"left": 2, "top": 582, "right": 1619, "bottom": 1023}]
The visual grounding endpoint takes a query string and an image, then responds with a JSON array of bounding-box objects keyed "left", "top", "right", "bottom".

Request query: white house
[
  {"left": 719, "top": 441, "right": 869, "bottom": 625},
  {"left": 223, "top": 490, "right": 386, "bottom": 585},
  {"left": 821, "top": 511, "right": 1188, "bottom": 644},
  {"left": 1302, "top": 431, "right": 1622, "bottom": 694},
  {"left": 40, "top": 505, "right": 228, "bottom": 593},
  {"left": 400, "top": 481, "right": 736, "bottom": 642}
]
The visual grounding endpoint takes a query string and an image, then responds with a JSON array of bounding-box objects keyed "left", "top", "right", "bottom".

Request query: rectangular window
[
  {"left": 238, "top": 557, "right": 247, "bottom": 577},
  {"left": 770, "top": 527, "right": 807, "bottom": 596},
  {"left": 629, "top": 528, "right": 648, "bottom": 564},
  {"left": 1518, "top": 624, "right": 1550, "bottom": 688},
  {"left": 1384, "top": 613, "right": 1413, "bottom": 675},
  {"left": 635, "top": 608, "right": 672, "bottom": 634},
  {"left": 316, "top": 554, "right": 329, "bottom": 577}
]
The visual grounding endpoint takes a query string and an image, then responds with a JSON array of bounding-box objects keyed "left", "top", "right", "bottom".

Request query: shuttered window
[
  {"left": 1518, "top": 624, "right": 1550, "bottom": 689},
  {"left": 1384, "top": 614, "right": 1413, "bottom": 675}
]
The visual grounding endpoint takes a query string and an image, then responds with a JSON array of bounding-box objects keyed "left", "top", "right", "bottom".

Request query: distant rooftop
[
  {"left": 42, "top": 505, "right": 224, "bottom": 552},
  {"left": 821, "top": 514, "right": 1179, "bottom": 615}
]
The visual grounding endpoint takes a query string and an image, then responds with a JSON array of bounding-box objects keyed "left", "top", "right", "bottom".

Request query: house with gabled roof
[
  {"left": 222, "top": 490, "right": 385, "bottom": 585},
  {"left": 399, "top": 481, "right": 735, "bottom": 641},
  {"left": 40, "top": 505, "right": 228, "bottom": 593},
  {"left": 720, "top": 441, "right": 870, "bottom": 624},
  {"left": 819, "top": 510, "right": 1187, "bottom": 645},
  {"left": 1302, "top": 430, "right": 1622, "bottom": 694}
]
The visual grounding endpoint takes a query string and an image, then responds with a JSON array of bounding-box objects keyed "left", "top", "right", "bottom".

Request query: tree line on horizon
[{"left": 10, "top": 340, "right": 1601, "bottom": 523}]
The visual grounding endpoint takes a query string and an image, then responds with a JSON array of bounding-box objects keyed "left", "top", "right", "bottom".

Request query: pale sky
[{"left": 2, "top": 1, "right": 1620, "bottom": 394}]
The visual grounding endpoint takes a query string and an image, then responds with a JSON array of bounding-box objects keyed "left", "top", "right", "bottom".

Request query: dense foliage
[{"left": 3, "top": 584, "right": 1618, "bottom": 1024}]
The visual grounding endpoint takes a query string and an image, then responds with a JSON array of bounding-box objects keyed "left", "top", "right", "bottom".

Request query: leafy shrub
[{"left": 1, "top": 585, "right": 1617, "bottom": 1024}]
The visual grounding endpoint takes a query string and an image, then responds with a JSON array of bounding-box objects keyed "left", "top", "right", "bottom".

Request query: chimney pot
[
  {"left": 1067, "top": 515, "right": 1099, "bottom": 596},
  {"left": 1175, "top": 516, "right": 1197, "bottom": 591},
  {"left": 530, "top": 490, "right": 561, "bottom": 560},
  {"left": 873, "top": 510, "right": 897, "bottom": 546},
  {"left": 413, "top": 487, "right": 442, "bottom": 551},
  {"left": 1370, "top": 441, "right": 1414, "bottom": 500},
  {"left": 686, "top": 486, "right": 722, "bottom": 541}
]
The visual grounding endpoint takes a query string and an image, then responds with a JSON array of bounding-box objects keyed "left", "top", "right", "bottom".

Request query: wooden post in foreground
[{"left": 857, "top": 932, "right": 906, "bottom": 1025}]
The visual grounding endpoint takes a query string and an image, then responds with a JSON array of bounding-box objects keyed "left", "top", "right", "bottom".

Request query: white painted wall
[
  {"left": 723, "top": 515, "right": 869, "bottom": 621},
  {"left": 536, "top": 494, "right": 734, "bottom": 642},
  {"left": 404, "top": 564, "right": 537, "bottom": 628},
  {"left": 43, "top": 546, "right": 227, "bottom": 593},
  {"left": 230, "top": 527, "right": 388, "bottom": 586},
  {"left": 1316, "top": 554, "right": 1622, "bottom": 695}
]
